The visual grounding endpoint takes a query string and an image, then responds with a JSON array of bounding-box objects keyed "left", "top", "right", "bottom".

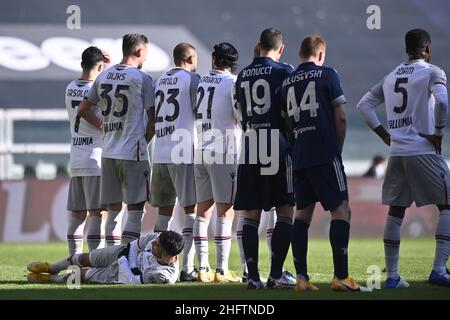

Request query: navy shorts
[
  {"left": 233, "top": 155, "right": 295, "bottom": 212},
  {"left": 294, "top": 156, "right": 348, "bottom": 211}
]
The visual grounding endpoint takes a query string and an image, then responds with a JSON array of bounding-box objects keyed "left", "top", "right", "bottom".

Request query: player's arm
[
  {"left": 329, "top": 69, "right": 348, "bottom": 151},
  {"left": 334, "top": 104, "right": 346, "bottom": 151},
  {"left": 78, "top": 81, "right": 103, "bottom": 129},
  {"left": 419, "top": 67, "right": 448, "bottom": 154},
  {"left": 142, "top": 74, "right": 156, "bottom": 143},
  {"left": 190, "top": 73, "right": 200, "bottom": 112},
  {"left": 356, "top": 80, "right": 390, "bottom": 146}
]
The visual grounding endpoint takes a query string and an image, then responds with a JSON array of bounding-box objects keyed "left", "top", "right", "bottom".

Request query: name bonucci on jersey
[
  {"left": 152, "top": 68, "right": 199, "bottom": 164},
  {"left": 86, "top": 65, "right": 155, "bottom": 161},
  {"left": 194, "top": 70, "right": 240, "bottom": 155},
  {"left": 375, "top": 60, "right": 447, "bottom": 156},
  {"left": 65, "top": 79, "right": 102, "bottom": 177}
]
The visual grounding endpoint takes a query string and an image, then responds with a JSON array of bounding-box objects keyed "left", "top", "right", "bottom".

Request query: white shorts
[
  {"left": 67, "top": 176, "right": 103, "bottom": 211},
  {"left": 150, "top": 164, "right": 196, "bottom": 208},
  {"left": 101, "top": 158, "right": 151, "bottom": 205},
  {"left": 84, "top": 244, "right": 128, "bottom": 284},
  {"left": 194, "top": 153, "right": 237, "bottom": 204},
  {"left": 382, "top": 154, "right": 450, "bottom": 207}
]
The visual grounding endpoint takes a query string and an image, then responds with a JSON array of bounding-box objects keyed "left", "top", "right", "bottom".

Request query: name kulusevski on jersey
[{"left": 281, "top": 62, "right": 346, "bottom": 170}]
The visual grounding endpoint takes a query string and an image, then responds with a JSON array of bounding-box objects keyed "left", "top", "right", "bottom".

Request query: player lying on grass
[{"left": 26, "top": 231, "right": 183, "bottom": 285}]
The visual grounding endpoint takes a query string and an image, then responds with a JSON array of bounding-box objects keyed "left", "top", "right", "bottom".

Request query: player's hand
[{"left": 419, "top": 133, "right": 442, "bottom": 155}]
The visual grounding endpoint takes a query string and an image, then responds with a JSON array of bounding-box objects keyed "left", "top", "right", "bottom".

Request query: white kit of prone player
[
  {"left": 192, "top": 42, "right": 241, "bottom": 283},
  {"left": 65, "top": 46, "right": 108, "bottom": 255},
  {"left": 150, "top": 43, "right": 199, "bottom": 282}
]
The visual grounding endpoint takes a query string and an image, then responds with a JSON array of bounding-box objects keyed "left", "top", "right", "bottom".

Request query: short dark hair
[
  {"left": 173, "top": 42, "right": 196, "bottom": 66},
  {"left": 122, "top": 33, "right": 148, "bottom": 57},
  {"left": 158, "top": 231, "right": 184, "bottom": 256},
  {"left": 259, "top": 28, "right": 283, "bottom": 51},
  {"left": 213, "top": 42, "right": 239, "bottom": 73},
  {"left": 81, "top": 46, "right": 104, "bottom": 71},
  {"left": 405, "top": 28, "right": 431, "bottom": 56},
  {"left": 300, "top": 35, "right": 326, "bottom": 58}
]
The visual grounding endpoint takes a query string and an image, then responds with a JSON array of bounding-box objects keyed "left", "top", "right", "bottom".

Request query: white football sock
[
  {"left": 67, "top": 214, "right": 85, "bottom": 255},
  {"left": 86, "top": 214, "right": 102, "bottom": 251},
  {"left": 194, "top": 216, "right": 210, "bottom": 270},
  {"left": 236, "top": 214, "right": 247, "bottom": 273},
  {"left": 105, "top": 210, "right": 123, "bottom": 247},
  {"left": 215, "top": 217, "right": 233, "bottom": 272},
  {"left": 155, "top": 214, "right": 171, "bottom": 232},
  {"left": 121, "top": 210, "right": 144, "bottom": 244},
  {"left": 182, "top": 213, "right": 196, "bottom": 273},
  {"left": 383, "top": 215, "right": 403, "bottom": 279},
  {"left": 50, "top": 257, "right": 71, "bottom": 274},
  {"left": 433, "top": 210, "right": 450, "bottom": 275},
  {"left": 266, "top": 208, "right": 277, "bottom": 259}
]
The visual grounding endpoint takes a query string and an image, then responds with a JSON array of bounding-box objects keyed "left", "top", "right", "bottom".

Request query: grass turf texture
[{"left": 0, "top": 238, "right": 449, "bottom": 300}]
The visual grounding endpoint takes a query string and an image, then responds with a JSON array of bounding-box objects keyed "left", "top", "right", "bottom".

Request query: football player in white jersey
[
  {"left": 79, "top": 34, "right": 155, "bottom": 246},
  {"left": 192, "top": 43, "right": 240, "bottom": 283},
  {"left": 26, "top": 231, "right": 182, "bottom": 285},
  {"left": 357, "top": 29, "right": 450, "bottom": 288},
  {"left": 151, "top": 43, "right": 199, "bottom": 282},
  {"left": 65, "top": 46, "right": 110, "bottom": 255}
]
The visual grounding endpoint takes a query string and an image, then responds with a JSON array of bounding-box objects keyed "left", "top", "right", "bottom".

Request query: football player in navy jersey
[
  {"left": 233, "top": 28, "right": 295, "bottom": 289},
  {"left": 282, "top": 35, "right": 369, "bottom": 292}
]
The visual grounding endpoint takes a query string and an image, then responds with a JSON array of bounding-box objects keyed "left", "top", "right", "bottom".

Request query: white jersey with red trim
[
  {"left": 152, "top": 68, "right": 200, "bottom": 163},
  {"left": 86, "top": 64, "right": 155, "bottom": 161},
  {"left": 194, "top": 69, "right": 241, "bottom": 154},
  {"left": 65, "top": 79, "right": 102, "bottom": 177},
  {"left": 374, "top": 60, "right": 447, "bottom": 156}
]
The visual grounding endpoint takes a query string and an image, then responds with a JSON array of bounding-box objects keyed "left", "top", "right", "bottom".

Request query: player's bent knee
[
  {"left": 128, "top": 201, "right": 146, "bottom": 211},
  {"left": 388, "top": 206, "right": 406, "bottom": 219},
  {"left": 71, "top": 211, "right": 87, "bottom": 220}
]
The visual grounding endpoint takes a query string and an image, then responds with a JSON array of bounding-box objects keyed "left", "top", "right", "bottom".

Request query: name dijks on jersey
[
  {"left": 106, "top": 72, "right": 126, "bottom": 81},
  {"left": 388, "top": 116, "right": 413, "bottom": 129},
  {"left": 103, "top": 121, "right": 123, "bottom": 133},
  {"left": 72, "top": 136, "right": 93, "bottom": 146},
  {"left": 156, "top": 125, "right": 175, "bottom": 138},
  {"left": 282, "top": 70, "right": 323, "bottom": 87},
  {"left": 241, "top": 66, "right": 273, "bottom": 78},
  {"left": 395, "top": 66, "right": 414, "bottom": 76},
  {"left": 196, "top": 121, "right": 212, "bottom": 133},
  {"left": 67, "top": 88, "right": 89, "bottom": 98}
]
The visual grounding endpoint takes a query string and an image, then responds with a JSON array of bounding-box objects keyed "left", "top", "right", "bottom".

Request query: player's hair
[
  {"left": 213, "top": 42, "right": 239, "bottom": 73},
  {"left": 405, "top": 28, "right": 431, "bottom": 57},
  {"left": 158, "top": 231, "right": 184, "bottom": 256},
  {"left": 300, "top": 35, "right": 326, "bottom": 58},
  {"left": 173, "top": 42, "right": 196, "bottom": 66},
  {"left": 81, "top": 46, "right": 104, "bottom": 71},
  {"left": 122, "top": 33, "right": 148, "bottom": 57},
  {"left": 259, "top": 27, "right": 283, "bottom": 51}
]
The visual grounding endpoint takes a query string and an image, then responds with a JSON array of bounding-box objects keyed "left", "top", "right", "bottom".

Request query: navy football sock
[
  {"left": 242, "top": 218, "right": 260, "bottom": 282},
  {"left": 269, "top": 216, "right": 292, "bottom": 279},
  {"left": 291, "top": 218, "right": 309, "bottom": 280},
  {"left": 329, "top": 219, "right": 350, "bottom": 279}
]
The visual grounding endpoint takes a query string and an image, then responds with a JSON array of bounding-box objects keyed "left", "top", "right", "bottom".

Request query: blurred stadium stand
[{"left": 0, "top": 0, "right": 449, "bottom": 179}]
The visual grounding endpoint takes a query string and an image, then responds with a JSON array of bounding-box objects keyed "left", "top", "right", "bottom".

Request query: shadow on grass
[{"left": 0, "top": 281, "right": 449, "bottom": 300}]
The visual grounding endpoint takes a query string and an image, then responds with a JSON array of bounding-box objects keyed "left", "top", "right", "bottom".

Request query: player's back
[
  {"left": 153, "top": 68, "right": 199, "bottom": 163},
  {"left": 65, "top": 79, "right": 102, "bottom": 175},
  {"left": 235, "top": 57, "right": 292, "bottom": 131},
  {"left": 382, "top": 60, "right": 446, "bottom": 156},
  {"left": 282, "top": 62, "right": 346, "bottom": 170},
  {"left": 91, "top": 64, "right": 153, "bottom": 161},
  {"left": 195, "top": 70, "right": 238, "bottom": 153}
]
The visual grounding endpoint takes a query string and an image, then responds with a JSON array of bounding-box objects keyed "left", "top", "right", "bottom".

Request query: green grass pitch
[{"left": 0, "top": 238, "right": 449, "bottom": 300}]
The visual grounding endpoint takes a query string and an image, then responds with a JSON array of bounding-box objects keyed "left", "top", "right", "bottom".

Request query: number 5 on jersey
[{"left": 287, "top": 81, "right": 319, "bottom": 121}]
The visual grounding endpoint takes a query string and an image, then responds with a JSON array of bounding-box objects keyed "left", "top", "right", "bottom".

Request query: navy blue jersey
[
  {"left": 281, "top": 62, "right": 346, "bottom": 170},
  {"left": 235, "top": 57, "right": 294, "bottom": 161}
]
